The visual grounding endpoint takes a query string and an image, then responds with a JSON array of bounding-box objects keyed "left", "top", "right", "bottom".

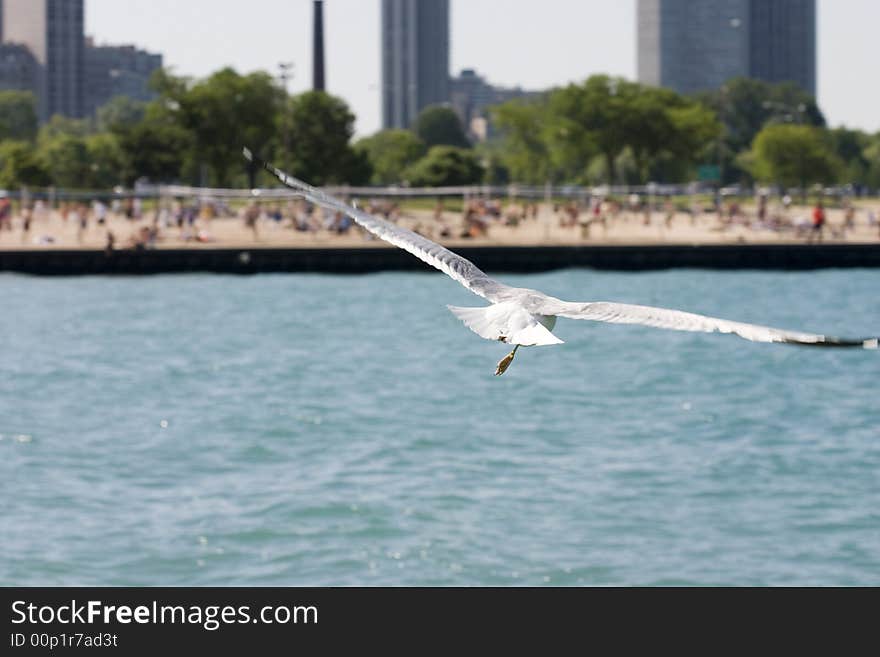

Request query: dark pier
[{"left": 2, "top": 243, "right": 879, "bottom": 276}]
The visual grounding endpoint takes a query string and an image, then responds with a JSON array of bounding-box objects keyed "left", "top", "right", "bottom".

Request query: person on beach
[
  {"left": 433, "top": 199, "right": 444, "bottom": 223},
  {"left": 757, "top": 194, "right": 768, "bottom": 226},
  {"left": 868, "top": 209, "right": 878, "bottom": 238},
  {"left": 843, "top": 202, "right": 856, "bottom": 233},
  {"left": 93, "top": 199, "right": 108, "bottom": 226},
  {"left": 663, "top": 198, "right": 675, "bottom": 229},
  {"left": 808, "top": 200, "right": 825, "bottom": 243},
  {"left": 21, "top": 202, "right": 32, "bottom": 243},
  {"left": 244, "top": 201, "right": 260, "bottom": 240},
  {"left": 80, "top": 204, "right": 90, "bottom": 244},
  {"left": 33, "top": 200, "right": 48, "bottom": 224},
  {"left": 593, "top": 197, "right": 606, "bottom": 234},
  {"left": 0, "top": 195, "right": 12, "bottom": 231},
  {"left": 578, "top": 205, "right": 592, "bottom": 240},
  {"left": 566, "top": 202, "right": 580, "bottom": 228}
]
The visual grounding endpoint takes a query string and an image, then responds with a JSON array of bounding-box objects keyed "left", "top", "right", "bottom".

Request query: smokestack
[{"left": 313, "top": 0, "right": 325, "bottom": 91}]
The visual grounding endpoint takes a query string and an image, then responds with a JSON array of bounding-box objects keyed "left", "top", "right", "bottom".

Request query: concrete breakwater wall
[{"left": 1, "top": 243, "right": 879, "bottom": 276}]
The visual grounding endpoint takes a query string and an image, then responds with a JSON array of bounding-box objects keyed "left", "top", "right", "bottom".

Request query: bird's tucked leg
[{"left": 494, "top": 344, "right": 519, "bottom": 376}]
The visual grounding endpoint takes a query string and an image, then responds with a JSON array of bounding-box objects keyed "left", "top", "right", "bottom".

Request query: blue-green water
[{"left": 1, "top": 269, "right": 878, "bottom": 586}]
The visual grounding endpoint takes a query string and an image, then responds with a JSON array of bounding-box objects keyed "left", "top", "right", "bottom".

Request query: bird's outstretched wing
[
  {"left": 243, "top": 148, "right": 510, "bottom": 302},
  {"left": 537, "top": 298, "right": 878, "bottom": 348}
]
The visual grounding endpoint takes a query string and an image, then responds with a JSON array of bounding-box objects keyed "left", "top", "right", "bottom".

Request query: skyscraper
[
  {"left": 381, "top": 0, "right": 450, "bottom": 130},
  {"left": 84, "top": 39, "right": 163, "bottom": 117},
  {"left": 637, "top": 0, "right": 815, "bottom": 96},
  {"left": 0, "top": 42, "right": 37, "bottom": 93},
  {"left": 2, "top": 0, "right": 85, "bottom": 120},
  {"left": 749, "top": 0, "right": 815, "bottom": 95},
  {"left": 450, "top": 68, "right": 539, "bottom": 141}
]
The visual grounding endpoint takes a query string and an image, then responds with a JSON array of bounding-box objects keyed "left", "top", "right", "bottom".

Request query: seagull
[{"left": 243, "top": 148, "right": 878, "bottom": 375}]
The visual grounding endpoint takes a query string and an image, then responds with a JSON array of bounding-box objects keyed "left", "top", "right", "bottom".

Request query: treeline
[
  {"left": 0, "top": 69, "right": 878, "bottom": 191},
  {"left": 0, "top": 68, "right": 371, "bottom": 190},
  {"left": 490, "top": 75, "right": 880, "bottom": 190}
]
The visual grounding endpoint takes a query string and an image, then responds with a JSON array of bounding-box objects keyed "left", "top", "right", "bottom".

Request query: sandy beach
[{"left": 1, "top": 201, "right": 878, "bottom": 251}]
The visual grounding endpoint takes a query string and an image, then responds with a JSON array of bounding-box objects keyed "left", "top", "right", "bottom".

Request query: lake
[{"left": 1, "top": 268, "right": 878, "bottom": 585}]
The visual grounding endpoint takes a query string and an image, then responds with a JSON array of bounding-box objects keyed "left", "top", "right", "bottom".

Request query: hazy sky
[{"left": 86, "top": 0, "right": 879, "bottom": 136}]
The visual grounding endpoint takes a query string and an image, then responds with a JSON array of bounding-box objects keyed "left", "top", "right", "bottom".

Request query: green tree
[
  {"left": 37, "top": 133, "right": 91, "bottom": 188},
  {"left": 110, "top": 101, "right": 192, "bottom": 185},
  {"left": 84, "top": 133, "right": 127, "bottom": 188},
  {"left": 39, "top": 114, "right": 93, "bottom": 139},
  {"left": 492, "top": 96, "right": 559, "bottom": 184},
  {"left": 355, "top": 129, "right": 426, "bottom": 184},
  {"left": 278, "top": 90, "right": 371, "bottom": 185},
  {"left": 618, "top": 85, "right": 720, "bottom": 183},
  {"left": 828, "top": 127, "right": 871, "bottom": 185},
  {"left": 156, "top": 68, "right": 285, "bottom": 187},
  {"left": 550, "top": 75, "right": 637, "bottom": 183},
  {"left": 0, "top": 91, "right": 38, "bottom": 142},
  {"left": 749, "top": 124, "right": 842, "bottom": 198},
  {"left": 403, "top": 146, "right": 484, "bottom": 187},
  {"left": 662, "top": 103, "right": 722, "bottom": 180},
  {"left": 35, "top": 115, "right": 99, "bottom": 187},
  {"left": 0, "top": 141, "right": 50, "bottom": 188},
  {"left": 476, "top": 142, "right": 511, "bottom": 185},
  {"left": 413, "top": 105, "right": 470, "bottom": 149},
  {"left": 96, "top": 96, "right": 147, "bottom": 133},
  {"left": 492, "top": 79, "right": 720, "bottom": 185},
  {"left": 864, "top": 134, "right": 880, "bottom": 189},
  {"left": 696, "top": 78, "right": 824, "bottom": 152},
  {"left": 694, "top": 77, "right": 824, "bottom": 183},
  {"left": 619, "top": 85, "right": 678, "bottom": 182}
]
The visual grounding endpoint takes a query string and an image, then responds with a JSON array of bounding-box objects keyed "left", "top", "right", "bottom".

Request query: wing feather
[
  {"left": 545, "top": 300, "right": 877, "bottom": 348},
  {"left": 244, "top": 148, "right": 509, "bottom": 302}
]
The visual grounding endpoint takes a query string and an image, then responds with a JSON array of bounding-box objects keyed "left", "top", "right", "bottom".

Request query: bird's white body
[
  {"left": 448, "top": 301, "right": 561, "bottom": 346},
  {"left": 244, "top": 147, "right": 877, "bottom": 374}
]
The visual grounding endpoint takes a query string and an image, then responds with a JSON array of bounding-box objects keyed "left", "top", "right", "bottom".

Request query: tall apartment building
[
  {"left": 381, "top": 0, "right": 450, "bottom": 130},
  {"left": 749, "top": 0, "right": 815, "bottom": 94},
  {"left": 450, "top": 68, "right": 539, "bottom": 141},
  {"left": 637, "top": 0, "right": 816, "bottom": 96},
  {"left": 84, "top": 39, "right": 162, "bottom": 116},
  {"left": 2, "top": 0, "right": 85, "bottom": 120},
  {"left": 0, "top": 42, "right": 37, "bottom": 93}
]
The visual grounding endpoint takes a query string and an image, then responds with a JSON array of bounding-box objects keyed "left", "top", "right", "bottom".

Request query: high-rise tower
[
  {"left": 3, "top": 0, "right": 85, "bottom": 121},
  {"left": 2, "top": 0, "right": 86, "bottom": 120},
  {"left": 748, "top": 0, "right": 815, "bottom": 96},
  {"left": 637, "top": 0, "right": 816, "bottom": 96},
  {"left": 381, "top": 0, "right": 450, "bottom": 130}
]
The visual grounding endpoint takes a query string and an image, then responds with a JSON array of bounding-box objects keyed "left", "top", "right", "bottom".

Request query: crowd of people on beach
[{"left": 0, "top": 190, "right": 878, "bottom": 248}]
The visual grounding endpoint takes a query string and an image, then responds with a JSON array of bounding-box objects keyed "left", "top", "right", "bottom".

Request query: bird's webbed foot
[{"left": 494, "top": 345, "right": 519, "bottom": 376}]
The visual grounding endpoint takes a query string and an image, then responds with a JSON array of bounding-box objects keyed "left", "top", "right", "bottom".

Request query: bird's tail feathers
[
  {"left": 448, "top": 305, "right": 502, "bottom": 341},
  {"left": 448, "top": 304, "right": 563, "bottom": 346}
]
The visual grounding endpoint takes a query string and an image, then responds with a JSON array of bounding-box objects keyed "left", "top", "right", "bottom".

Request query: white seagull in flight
[{"left": 244, "top": 148, "right": 878, "bottom": 375}]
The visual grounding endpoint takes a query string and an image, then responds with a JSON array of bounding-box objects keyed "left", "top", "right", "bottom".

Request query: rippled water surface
[{"left": 1, "top": 268, "right": 878, "bottom": 585}]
